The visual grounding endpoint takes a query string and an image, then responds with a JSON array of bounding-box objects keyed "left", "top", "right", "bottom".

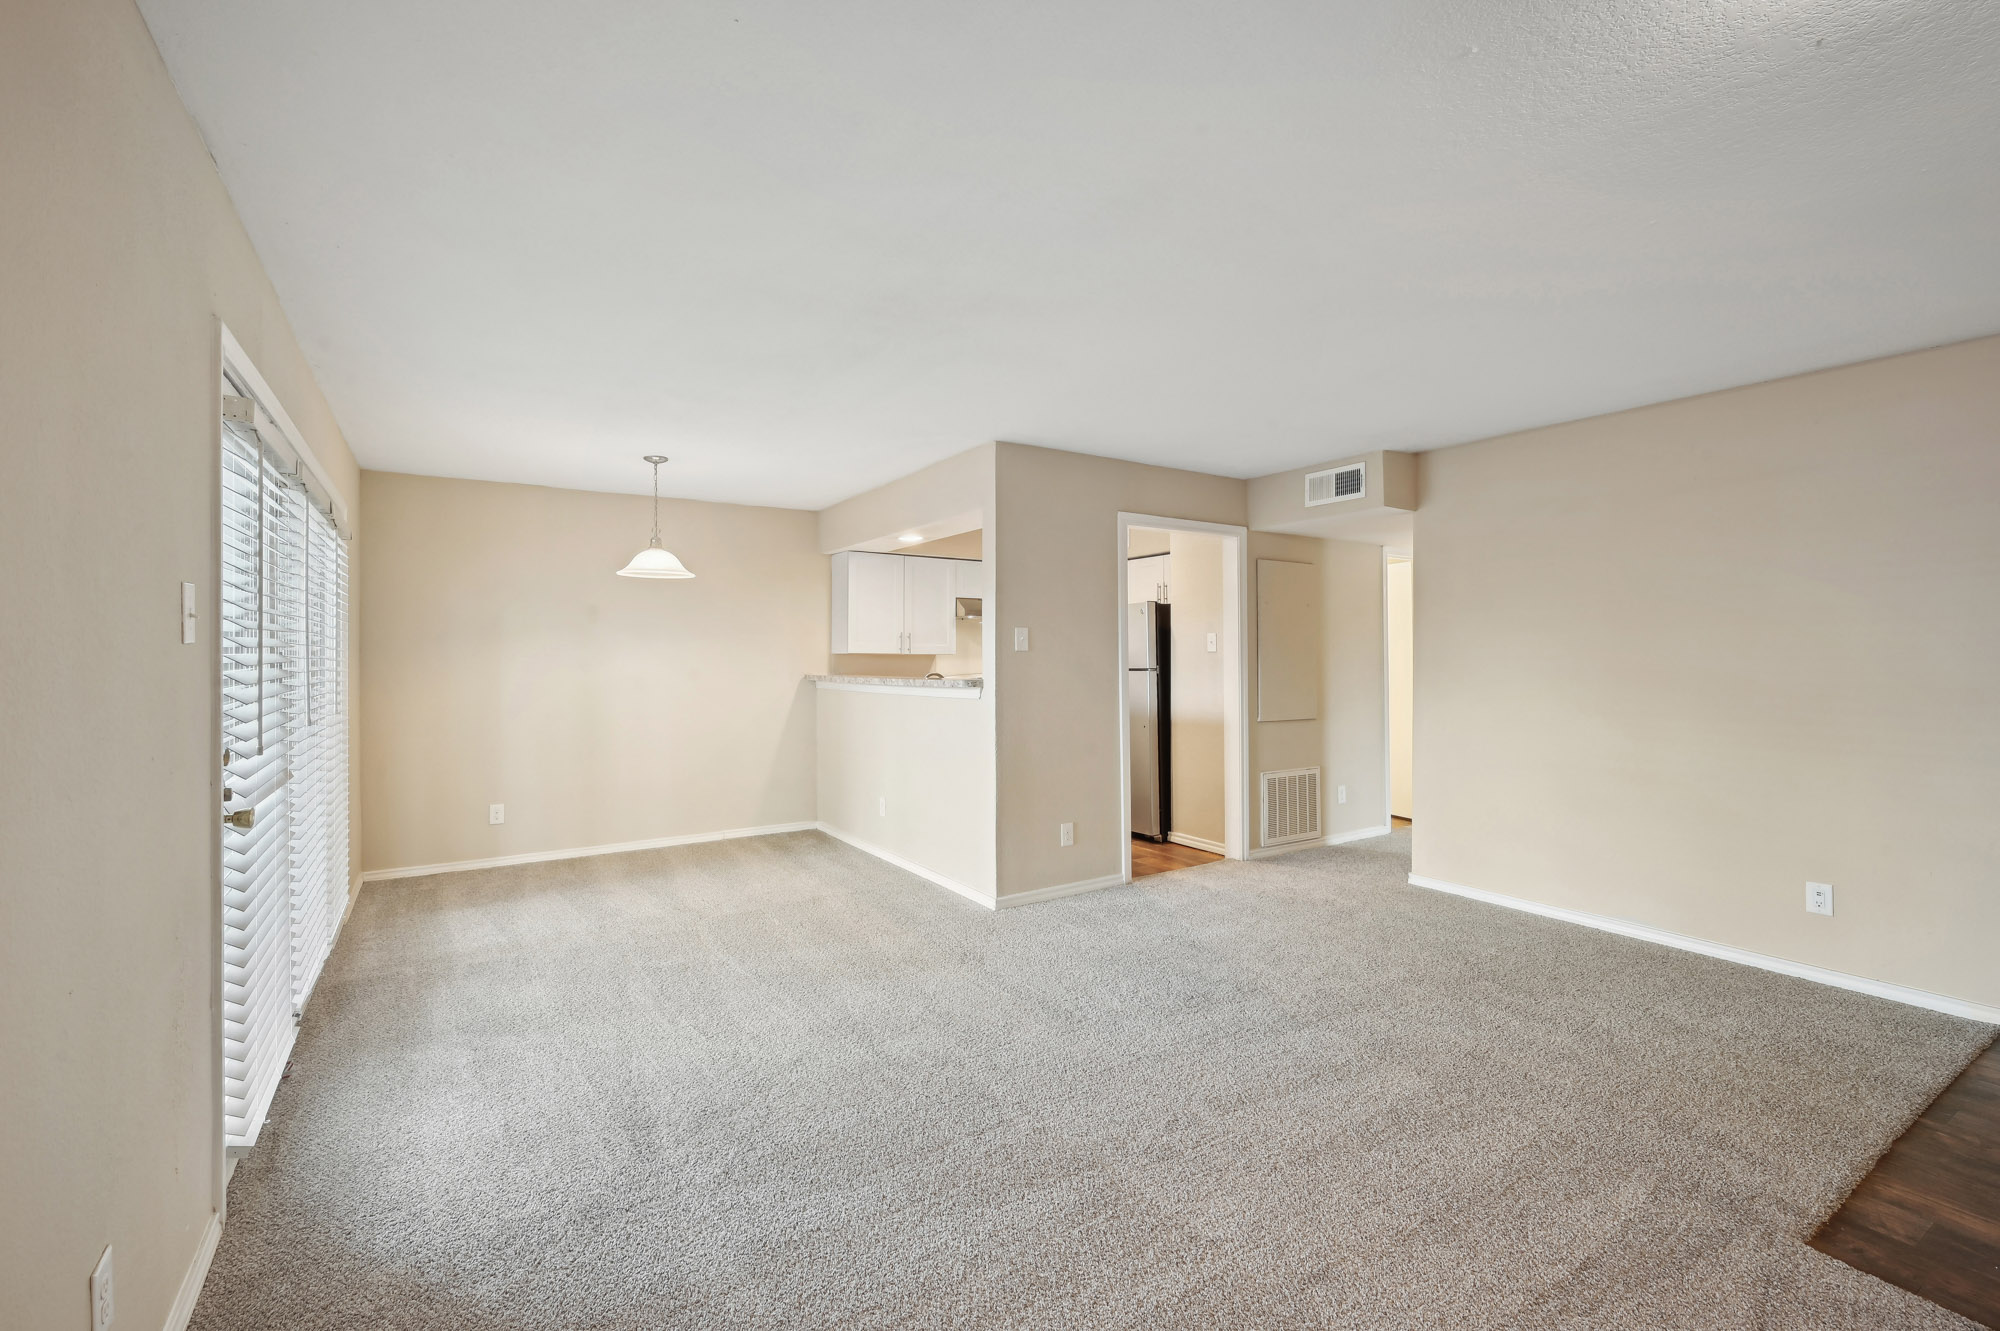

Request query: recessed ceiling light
[{"left": 897, "top": 533, "right": 923, "bottom": 543}]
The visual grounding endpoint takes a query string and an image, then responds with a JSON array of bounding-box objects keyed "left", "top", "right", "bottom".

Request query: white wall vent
[
  {"left": 1260, "top": 767, "right": 1322, "bottom": 846},
  {"left": 1304, "top": 463, "right": 1365, "bottom": 506}
]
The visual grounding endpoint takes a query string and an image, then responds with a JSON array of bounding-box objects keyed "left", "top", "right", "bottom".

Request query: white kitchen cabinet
[
  {"left": 832, "top": 551, "right": 907, "bottom": 653},
  {"left": 831, "top": 552, "right": 960, "bottom": 654},
  {"left": 951, "top": 558, "right": 985, "bottom": 600},
  {"left": 903, "top": 557, "right": 956, "bottom": 654},
  {"left": 1127, "top": 553, "right": 1168, "bottom": 604}
]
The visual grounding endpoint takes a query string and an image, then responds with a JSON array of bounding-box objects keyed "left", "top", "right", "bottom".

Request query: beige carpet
[{"left": 191, "top": 829, "right": 1993, "bottom": 1329}]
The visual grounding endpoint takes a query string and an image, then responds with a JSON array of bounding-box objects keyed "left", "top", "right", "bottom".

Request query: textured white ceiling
[{"left": 139, "top": 0, "right": 2000, "bottom": 509}]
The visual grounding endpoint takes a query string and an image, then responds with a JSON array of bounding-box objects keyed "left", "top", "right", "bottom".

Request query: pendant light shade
[
  {"left": 617, "top": 545, "right": 694, "bottom": 578},
  {"left": 617, "top": 455, "right": 696, "bottom": 579}
]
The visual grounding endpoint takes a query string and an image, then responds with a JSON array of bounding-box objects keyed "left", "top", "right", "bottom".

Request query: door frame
[
  {"left": 1116, "top": 513, "right": 1250, "bottom": 881},
  {"left": 1383, "top": 546, "right": 1412, "bottom": 828},
  {"left": 213, "top": 323, "right": 351, "bottom": 1198}
]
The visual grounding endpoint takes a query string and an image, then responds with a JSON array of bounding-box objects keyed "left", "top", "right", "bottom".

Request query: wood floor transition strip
[{"left": 1811, "top": 1040, "right": 2000, "bottom": 1328}]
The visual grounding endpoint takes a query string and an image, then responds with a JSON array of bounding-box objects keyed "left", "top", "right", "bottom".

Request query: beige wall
[
  {"left": 816, "top": 689, "right": 997, "bottom": 896},
  {"left": 992, "top": 444, "right": 1249, "bottom": 895},
  {"left": 1414, "top": 334, "right": 2000, "bottom": 1010},
  {"left": 0, "top": 1, "right": 363, "bottom": 1325},
  {"left": 360, "top": 472, "right": 820, "bottom": 871},
  {"left": 989, "top": 444, "right": 1394, "bottom": 894},
  {"left": 1387, "top": 558, "right": 1414, "bottom": 820},
  {"left": 818, "top": 444, "right": 994, "bottom": 555},
  {"left": 1166, "top": 531, "right": 1226, "bottom": 846}
]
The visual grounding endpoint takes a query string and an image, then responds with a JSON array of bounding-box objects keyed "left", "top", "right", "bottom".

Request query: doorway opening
[
  {"left": 1120, "top": 518, "right": 1245, "bottom": 878},
  {"left": 1386, "top": 551, "right": 1413, "bottom": 831}
]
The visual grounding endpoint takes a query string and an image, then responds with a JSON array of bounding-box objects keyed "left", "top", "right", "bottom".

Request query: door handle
[{"left": 224, "top": 808, "right": 255, "bottom": 831}]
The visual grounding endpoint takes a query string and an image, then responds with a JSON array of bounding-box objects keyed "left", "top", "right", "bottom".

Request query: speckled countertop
[{"left": 807, "top": 674, "right": 982, "bottom": 690}]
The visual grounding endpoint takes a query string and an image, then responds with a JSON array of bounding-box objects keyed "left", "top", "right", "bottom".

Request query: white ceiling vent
[
  {"left": 1260, "top": 767, "right": 1322, "bottom": 847},
  {"left": 1304, "top": 463, "right": 1365, "bottom": 506}
]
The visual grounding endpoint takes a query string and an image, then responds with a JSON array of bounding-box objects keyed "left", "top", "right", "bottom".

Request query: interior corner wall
[
  {"left": 0, "top": 1, "right": 364, "bottom": 1325},
  {"left": 1415, "top": 334, "right": 2000, "bottom": 1010},
  {"left": 359, "top": 472, "right": 823, "bottom": 872},
  {"left": 992, "top": 444, "right": 1248, "bottom": 897},
  {"left": 1318, "top": 539, "right": 1389, "bottom": 837}
]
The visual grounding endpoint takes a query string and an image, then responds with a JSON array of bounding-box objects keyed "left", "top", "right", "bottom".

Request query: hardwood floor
[
  {"left": 1392, "top": 815, "right": 1412, "bottom": 829},
  {"left": 1131, "top": 837, "right": 1222, "bottom": 878},
  {"left": 1811, "top": 1040, "right": 2000, "bottom": 1328}
]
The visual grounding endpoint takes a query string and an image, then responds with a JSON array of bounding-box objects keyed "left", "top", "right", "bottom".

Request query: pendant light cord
[{"left": 650, "top": 459, "right": 662, "bottom": 547}]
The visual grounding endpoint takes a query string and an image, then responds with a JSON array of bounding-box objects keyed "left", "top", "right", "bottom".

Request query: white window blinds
[
  {"left": 219, "top": 401, "right": 349, "bottom": 1149},
  {"left": 290, "top": 503, "right": 348, "bottom": 1011}
]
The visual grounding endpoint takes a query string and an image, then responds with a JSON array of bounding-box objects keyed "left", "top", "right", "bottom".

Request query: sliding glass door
[{"left": 218, "top": 386, "right": 348, "bottom": 1150}]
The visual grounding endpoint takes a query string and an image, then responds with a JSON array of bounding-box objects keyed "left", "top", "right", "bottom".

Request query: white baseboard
[
  {"left": 163, "top": 1209, "right": 222, "bottom": 1331},
  {"left": 1249, "top": 824, "right": 1392, "bottom": 859},
  {"left": 814, "top": 823, "right": 996, "bottom": 910},
  {"left": 1408, "top": 873, "right": 2000, "bottom": 1026},
  {"left": 1166, "top": 832, "right": 1225, "bottom": 854},
  {"left": 358, "top": 822, "right": 819, "bottom": 883},
  {"left": 997, "top": 872, "right": 1127, "bottom": 908}
]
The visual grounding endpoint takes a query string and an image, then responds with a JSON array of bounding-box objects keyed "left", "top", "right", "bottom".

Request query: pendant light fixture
[{"left": 616, "top": 455, "right": 696, "bottom": 579}]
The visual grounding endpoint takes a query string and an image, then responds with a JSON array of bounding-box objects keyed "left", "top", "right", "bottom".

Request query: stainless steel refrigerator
[{"left": 1128, "top": 601, "right": 1172, "bottom": 841}]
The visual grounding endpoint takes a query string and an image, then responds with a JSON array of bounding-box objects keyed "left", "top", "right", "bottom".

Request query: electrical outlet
[
  {"left": 1206, "top": 632, "right": 1217, "bottom": 652},
  {"left": 1337, "top": 786, "right": 1347, "bottom": 805},
  {"left": 1059, "top": 822, "right": 1074, "bottom": 847},
  {"left": 489, "top": 804, "right": 504, "bottom": 825},
  {"left": 1805, "top": 882, "right": 1833, "bottom": 916},
  {"left": 1014, "top": 627, "right": 1029, "bottom": 651},
  {"left": 878, "top": 796, "right": 887, "bottom": 817},
  {"left": 91, "top": 1245, "right": 113, "bottom": 1331}
]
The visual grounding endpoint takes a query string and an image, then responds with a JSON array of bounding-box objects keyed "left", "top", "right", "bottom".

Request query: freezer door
[
  {"left": 1127, "top": 602, "right": 1157, "bottom": 669},
  {"left": 1129, "top": 668, "right": 1161, "bottom": 839}
]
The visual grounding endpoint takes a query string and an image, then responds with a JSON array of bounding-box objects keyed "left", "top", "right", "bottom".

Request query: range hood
[{"left": 955, "top": 596, "right": 982, "bottom": 622}]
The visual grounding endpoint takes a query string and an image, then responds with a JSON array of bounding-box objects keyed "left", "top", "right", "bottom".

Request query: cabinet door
[
  {"left": 834, "top": 551, "right": 906, "bottom": 653},
  {"left": 1127, "top": 554, "right": 1167, "bottom": 603},
  {"left": 903, "top": 557, "right": 957, "bottom": 654},
  {"left": 952, "top": 558, "right": 986, "bottom": 600}
]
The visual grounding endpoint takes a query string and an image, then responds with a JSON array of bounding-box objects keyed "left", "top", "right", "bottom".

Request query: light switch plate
[
  {"left": 181, "top": 582, "right": 197, "bottom": 644},
  {"left": 1014, "top": 627, "right": 1029, "bottom": 651},
  {"left": 1206, "top": 632, "right": 1217, "bottom": 652},
  {"left": 91, "top": 1245, "right": 113, "bottom": 1331}
]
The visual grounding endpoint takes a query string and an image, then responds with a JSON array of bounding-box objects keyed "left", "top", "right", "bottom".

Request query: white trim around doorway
[{"left": 1116, "top": 514, "right": 1251, "bottom": 884}]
